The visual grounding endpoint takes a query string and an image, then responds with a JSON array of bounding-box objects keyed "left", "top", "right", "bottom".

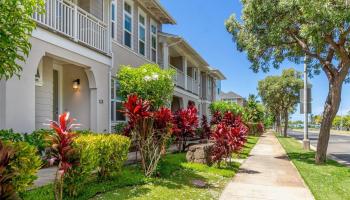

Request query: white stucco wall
[
  {"left": 3, "top": 31, "right": 111, "bottom": 133},
  {"left": 62, "top": 65, "right": 91, "bottom": 130}
]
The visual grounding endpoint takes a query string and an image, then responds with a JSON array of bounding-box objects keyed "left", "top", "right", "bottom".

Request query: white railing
[
  {"left": 33, "top": 0, "right": 109, "bottom": 54},
  {"left": 186, "top": 75, "right": 199, "bottom": 95},
  {"left": 171, "top": 65, "right": 185, "bottom": 89}
]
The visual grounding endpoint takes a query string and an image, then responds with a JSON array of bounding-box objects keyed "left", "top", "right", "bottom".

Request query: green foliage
[
  {"left": 258, "top": 68, "right": 303, "bottom": 134},
  {"left": 24, "top": 129, "right": 54, "bottom": 154},
  {"left": 113, "top": 122, "right": 127, "bottom": 134},
  {"left": 64, "top": 134, "right": 130, "bottom": 196},
  {"left": 244, "top": 94, "right": 265, "bottom": 123},
  {"left": 0, "top": 0, "right": 45, "bottom": 79},
  {"left": 10, "top": 141, "right": 42, "bottom": 193},
  {"left": 225, "top": 0, "right": 350, "bottom": 78},
  {"left": 0, "top": 129, "right": 23, "bottom": 142},
  {"left": 209, "top": 101, "right": 244, "bottom": 116},
  {"left": 117, "top": 64, "right": 175, "bottom": 109}
]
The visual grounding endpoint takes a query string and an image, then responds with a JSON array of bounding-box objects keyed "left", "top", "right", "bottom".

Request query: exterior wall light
[{"left": 73, "top": 79, "right": 80, "bottom": 90}]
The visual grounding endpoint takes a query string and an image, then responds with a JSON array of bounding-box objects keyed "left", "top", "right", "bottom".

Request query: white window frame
[
  {"left": 138, "top": 8, "right": 147, "bottom": 57},
  {"left": 111, "top": 0, "right": 117, "bottom": 40},
  {"left": 35, "top": 60, "right": 43, "bottom": 86},
  {"left": 111, "top": 77, "right": 126, "bottom": 123},
  {"left": 123, "top": 0, "right": 133, "bottom": 49},
  {"left": 150, "top": 19, "right": 158, "bottom": 63}
]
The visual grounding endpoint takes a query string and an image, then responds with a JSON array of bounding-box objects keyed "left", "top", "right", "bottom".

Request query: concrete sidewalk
[{"left": 220, "top": 132, "right": 314, "bottom": 200}]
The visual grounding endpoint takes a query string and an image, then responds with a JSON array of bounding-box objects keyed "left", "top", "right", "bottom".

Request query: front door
[{"left": 53, "top": 69, "right": 59, "bottom": 122}]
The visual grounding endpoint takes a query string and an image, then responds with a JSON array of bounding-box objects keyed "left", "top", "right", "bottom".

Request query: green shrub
[
  {"left": 117, "top": 64, "right": 175, "bottom": 109},
  {"left": 63, "top": 134, "right": 130, "bottom": 196},
  {"left": 24, "top": 129, "right": 54, "bottom": 154},
  {"left": 6, "top": 141, "right": 42, "bottom": 193},
  {"left": 113, "top": 122, "right": 127, "bottom": 134},
  {"left": 209, "top": 101, "right": 244, "bottom": 116},
  {"left": 0, "top": 129, "right": 23, "bottom": 142},
  {"left": 73, "top": 129, "right": 94, "bottom": 135}
]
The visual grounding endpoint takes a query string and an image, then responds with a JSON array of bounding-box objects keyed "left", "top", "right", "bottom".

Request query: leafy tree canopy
[
  {"left": 117, "top": 64, "right": 175, "bottom": 109},
  {"left": 226, "top": 0, "right": 350, "bottom": 81},
  {"left": 0, "top": 0, "right": 44, "bottom": 79}
]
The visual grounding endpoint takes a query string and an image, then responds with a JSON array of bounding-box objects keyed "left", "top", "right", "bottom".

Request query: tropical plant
[
  {"left": 24, "top": 129, "right": 54, "bottom": 155},
  {"left": 226, "top": 0, "right": 350, "bottom": 163},
  {"left": 123, "top": 95, "right": 174, "bottom": 177},
  {"left": 0, "top": 140, "right": 18, "bottom": 200},
  {"left": 211, "top": 112, "right": 248, "bottom": 166},
  {"left": 48, "top": 112, "right": 79, "bottom": 200},
  {"left": 200, "top": 115, "right": 211, "bottom": 139},
  {"left": 117, "top": 64, "right": 175, "bottom": 109},
  {"left": 209, "top": 101, "right": 243, "bottom": 116},
  {"left": 0, "top": 129, "right": 23, "bottom": 142},
  {"left": 0, "top": 0, "right": 45, "bottom": 79},
  {"left": 10, "top": 141, "right": 41, "bottom": 193},
  {"left": 173, "top": 105, "right": 199, "bottom": 152}
]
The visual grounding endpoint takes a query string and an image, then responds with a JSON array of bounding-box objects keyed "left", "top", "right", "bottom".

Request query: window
[
  {"left": 123, "top": 1, "right": 133, "bottom": 48},
  {"left": 150, "top": 20, "right": 157, "bottom": 63},
  {"left": 111, "top": 1, "right": 116, "bottom": 39},
  {"left": 111, "top": 78, "right": 126, "bottom": 122},
  {"left": 138, "top": 10, "right": 146, "bottom": 56},
  {"left": 35, "top": 60, "right": 43, "bottom": 86}
]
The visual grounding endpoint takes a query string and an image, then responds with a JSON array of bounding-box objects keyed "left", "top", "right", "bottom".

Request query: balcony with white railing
[
  {"left": 171, "top": 65, "right": 185, "bottom": 89},
  {"left": 33, "top": 0, "right": 109, "bottom": 54},
  {"left": 171, "top": 65, "right": 200, "bottom": 95},
  {"left": 186, "top": 75, "right": 199, "bottom": 95}
]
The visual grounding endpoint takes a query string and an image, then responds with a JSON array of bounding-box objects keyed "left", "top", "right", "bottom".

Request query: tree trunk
[
  {"left": 316, "top": 79, "right": 342, "bottom": 164},
  {"left": 283, "top": 110, "right": 288, "bottom": 137},
  {"left": 276, "top": 114, "right": 281, "bottom": 135}
]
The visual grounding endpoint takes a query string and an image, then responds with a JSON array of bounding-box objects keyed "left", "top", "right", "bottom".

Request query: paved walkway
[{"left": 220, "top": 132, "right": 314, "bottom": 200}]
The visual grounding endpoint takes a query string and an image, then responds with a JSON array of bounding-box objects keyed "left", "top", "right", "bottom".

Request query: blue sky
[{"left": 161, "top": 0, "right": 350, "bottom": 120}]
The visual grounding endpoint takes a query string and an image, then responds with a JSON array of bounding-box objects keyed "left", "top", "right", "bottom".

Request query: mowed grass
[
  {"left": 22, "top": 136, "right": 260, "bottom": 200},
  {"left": 277, "top": 135, "right": 350, "bottom": 200}
]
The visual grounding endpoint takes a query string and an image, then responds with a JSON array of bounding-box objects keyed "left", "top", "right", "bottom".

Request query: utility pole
[{"left": 303, "top": 55, "right": 310, "bottom": 150}]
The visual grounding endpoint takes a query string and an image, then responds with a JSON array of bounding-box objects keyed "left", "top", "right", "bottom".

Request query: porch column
[
  {"left": 90, "top": 88, "right": 98, "bottom": 131},
  {"left": 162, "top": 42, "right": 169, "bottom": 69},
  {"left": 183, "top": 56, "right": 188, "bottom": 90}
]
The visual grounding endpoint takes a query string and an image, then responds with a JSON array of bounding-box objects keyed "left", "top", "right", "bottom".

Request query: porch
[{"left": 33, "top": 0, "right": 110, "bottom": 54}]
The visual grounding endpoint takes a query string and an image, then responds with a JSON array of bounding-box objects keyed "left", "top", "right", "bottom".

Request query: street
[{"left": 288, "top": 130, "right": 350, "bottom": 166}]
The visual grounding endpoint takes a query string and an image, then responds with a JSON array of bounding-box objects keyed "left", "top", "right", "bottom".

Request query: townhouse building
[
  {"left": 0, "top": 0, "right": 225, "bottom": 133},
  {"left": 220, "top": 91, "right": 247, "bottom": 107}
]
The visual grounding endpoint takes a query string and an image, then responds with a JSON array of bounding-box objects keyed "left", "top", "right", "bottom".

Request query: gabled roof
[
  {"left": 159, "top": 32, "right": 209, "bottom": 67},
  {"left": 221, "top": 91, "right": 244, "bottom": 99},
  {"left": 138, "top": 0, "right": 176, "bottom": 24},
  {"left": 207, "top": 67, "right": 226, "bottom": 80}
]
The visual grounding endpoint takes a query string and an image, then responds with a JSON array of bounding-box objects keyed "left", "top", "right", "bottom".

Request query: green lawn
[
  {"left": 22, "top": 136, "right": 259, "bottom": 200},
  {"left": 277, "top": 135, "right": 350, "bottom": 200}
]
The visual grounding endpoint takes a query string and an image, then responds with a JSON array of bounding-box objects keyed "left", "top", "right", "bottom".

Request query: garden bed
[{"left": 22, "top": 136, "right": 259, "bottom": 200}]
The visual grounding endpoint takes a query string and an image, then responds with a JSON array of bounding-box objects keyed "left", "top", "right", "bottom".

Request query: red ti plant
[
  {"left": 0, "top": 141, "right": 17, "bottom": 200},
  {"left": 48, "top": 112, "right": 79, "bottom": 200},
  {"left": 200, "top": 115, "right": 211, "bottom": 139},
  {"left": 123, "top": 94, "right": 174, "bottom": 177},
  {"left": 210, "top": 111, "right": 222, "bottom": 126},
  {"left": 211, "top": 111, "right": 248, "bottom": 166},
  {"left": 173, "top": 105, "right": 199, "bottom": 152}
]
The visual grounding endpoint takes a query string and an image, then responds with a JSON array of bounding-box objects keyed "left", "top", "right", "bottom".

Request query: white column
[
  {"left": 183, "top": 56, "right": 188, "bottom": 90},
  {"left": 162, "top": 42, "right": 169, "bottom": 69}
]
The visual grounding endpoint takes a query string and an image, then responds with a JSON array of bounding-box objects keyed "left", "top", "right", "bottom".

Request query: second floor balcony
[
  {"left": 33, "top": 0, "right": 109, "bottom": 54},
  {"left": 171, "top": 65, "right": 199, "bottom": 95}
]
